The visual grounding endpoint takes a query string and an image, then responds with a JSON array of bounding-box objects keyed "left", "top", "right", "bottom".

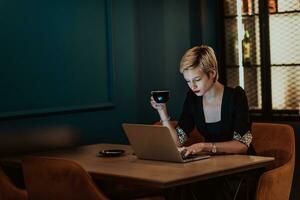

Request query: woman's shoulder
[
  {"left": 224, "top": 86, "right": 249, "bottom": 110},
  {"left": 225, "top": 86, "right": 246, "bottom": 97}
]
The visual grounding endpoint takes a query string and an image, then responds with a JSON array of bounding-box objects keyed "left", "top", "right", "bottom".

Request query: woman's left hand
[{"left": 184, "top": 143, "right": 205, "bottom": 157}]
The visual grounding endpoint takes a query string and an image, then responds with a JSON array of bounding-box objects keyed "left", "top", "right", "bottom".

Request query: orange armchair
[
  {"left": 22, "top": 156, "right": 108, "bottom": 200},
  {"left": 0, "top": 166, "right": 28, "bottom": 200},
  {"left": 252, "top": 123, "right": 295, "bottom": 200},
  {"left": 22, "top": 156, "right": 164, "bottom": 200}
]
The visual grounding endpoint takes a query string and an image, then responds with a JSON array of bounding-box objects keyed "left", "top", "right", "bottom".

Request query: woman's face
[{"left": 183, "top": 67, "right": 215, "bottom": 96}]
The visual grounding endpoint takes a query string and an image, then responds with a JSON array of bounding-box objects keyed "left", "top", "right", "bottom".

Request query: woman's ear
[
  {"left": 210, "top": 70, "right": 217, "bottom": 79},
  {"left": 209, "top": 70, "right": 217, "bottom": 82}
]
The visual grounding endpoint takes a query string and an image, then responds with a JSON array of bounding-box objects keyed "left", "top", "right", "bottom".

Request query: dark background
[{"left": 0, "top": 0, "right": 298, "bottom": 199}]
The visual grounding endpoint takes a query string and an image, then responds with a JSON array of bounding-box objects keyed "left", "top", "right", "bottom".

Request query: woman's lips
[{"left": 193, "top": 90, "right": 200, "bottom": 94}]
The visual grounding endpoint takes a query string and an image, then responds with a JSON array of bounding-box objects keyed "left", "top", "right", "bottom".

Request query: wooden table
[{"left": 1, "top": 143, "right": 274, "bottom": 189}]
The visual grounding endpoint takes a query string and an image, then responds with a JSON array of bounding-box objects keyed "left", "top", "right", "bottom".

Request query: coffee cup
[{"left": 151, "top": 90, "right": 170, "bottom": 103}]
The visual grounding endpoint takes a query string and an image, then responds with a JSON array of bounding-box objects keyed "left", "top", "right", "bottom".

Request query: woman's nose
[{"left": 191, "top": 81, "right": 197, "bottom": 89}]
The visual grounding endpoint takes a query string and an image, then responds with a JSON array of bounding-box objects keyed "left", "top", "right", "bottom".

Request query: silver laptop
[{"left": 122, "top": 123, "right": 210, "bottom": 163}]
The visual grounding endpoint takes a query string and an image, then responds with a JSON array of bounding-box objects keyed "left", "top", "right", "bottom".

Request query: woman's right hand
[{"left": 150, "top": 96, "right": 166, "bottom": 112}]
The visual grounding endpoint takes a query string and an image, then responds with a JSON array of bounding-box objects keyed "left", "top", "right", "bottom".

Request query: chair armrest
[{"left": 256, "top": 159, "right": 294, "bottom": 200}]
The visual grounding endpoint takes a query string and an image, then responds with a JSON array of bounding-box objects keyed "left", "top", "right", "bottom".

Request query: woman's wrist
[
  {"left": 160, "top": 116, "right": 171, "bottom": 123},
  {"left": 203, "top": 142, "right": 214, "bottom": 152},
  {"left": 158, "top": 108, "right": 168, "bottom": 118},
  {"left": 211, "top": 143, "right": 217, "bottom": 154}
]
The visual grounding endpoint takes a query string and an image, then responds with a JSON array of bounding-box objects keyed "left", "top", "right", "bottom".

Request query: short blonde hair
[{"left": 179, "top": 45, "right": 218, "bottom": 81}]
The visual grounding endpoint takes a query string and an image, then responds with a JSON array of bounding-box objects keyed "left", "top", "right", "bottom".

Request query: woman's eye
[{"left": 195, "top": 78, "right": 201, "bottom": 82}]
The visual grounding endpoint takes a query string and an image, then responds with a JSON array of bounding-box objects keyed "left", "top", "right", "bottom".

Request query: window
[{"left": 222, "top": 0, "right": 300, "bottom": 119}]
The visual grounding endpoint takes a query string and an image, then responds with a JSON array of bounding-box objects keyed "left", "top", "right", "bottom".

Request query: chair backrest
[
  {"left": 252, "top": 122, "right": 295, "bottom": 169},
  {"left": 22, "top": 156, "right": 108, "bottom": 200},
  {"left": 0, "top": 166, "right": 28, "bottom": 200},
  {"left": 251, "top": 123, "right": 295, "bottom": 200}
]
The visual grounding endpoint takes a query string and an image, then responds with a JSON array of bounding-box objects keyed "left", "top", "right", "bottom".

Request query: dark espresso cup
[{"left": 151, "top": 90, "right": 170, "bottom": 103}]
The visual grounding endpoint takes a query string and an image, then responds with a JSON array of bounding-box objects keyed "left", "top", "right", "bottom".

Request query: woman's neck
[{"left": 203, "top": 81, "right": 224, "bottom": 102}]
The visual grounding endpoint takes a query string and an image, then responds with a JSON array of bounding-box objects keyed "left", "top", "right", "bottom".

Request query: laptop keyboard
[{"left": 180, "top": 149, "right": 199, "bottom": 160}]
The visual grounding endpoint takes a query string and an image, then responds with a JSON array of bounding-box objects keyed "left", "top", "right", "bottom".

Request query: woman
[{"left": 150, "top": 45, "right": 259, "bottom": 200}]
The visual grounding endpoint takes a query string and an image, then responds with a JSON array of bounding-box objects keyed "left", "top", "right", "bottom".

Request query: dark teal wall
[
  {"left": 1, "top": 0, "right": 112, "bottom": 116},
  {"left": 0, "top": 0, "right": 219, "bottom": 146},
  {"left": 136, "top": 0, "right": 191, "bottom": 123},
  {"left": 0, "top": 0, "right": 138, "bottom": 145}
]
